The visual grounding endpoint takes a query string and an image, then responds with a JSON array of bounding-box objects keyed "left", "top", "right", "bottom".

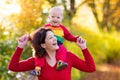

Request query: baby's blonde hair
[{"left": 49, "top": 6, "right": 63, "bottom": 16}]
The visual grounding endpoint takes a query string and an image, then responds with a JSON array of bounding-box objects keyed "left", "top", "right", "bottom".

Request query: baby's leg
[
  {"left": 56, "top": 45, "right": 67, "bottom": 61},
  {"left": 56, "top": 45, "right": 68, "bottom": 70},
  {"left": 35, "top": 57, "right": 45, "bottom": 76}
]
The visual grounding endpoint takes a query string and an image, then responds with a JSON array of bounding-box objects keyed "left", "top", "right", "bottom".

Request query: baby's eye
[
  {"left": 57, "top": 17, "right": 60, "bottom": 18},
  {"left": 52, "top": 16, "right": 55, "bottom": 18}
]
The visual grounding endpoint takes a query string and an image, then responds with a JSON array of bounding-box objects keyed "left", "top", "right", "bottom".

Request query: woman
[{"left": 8, "top": 28, "right": 96, "bottom": 80}]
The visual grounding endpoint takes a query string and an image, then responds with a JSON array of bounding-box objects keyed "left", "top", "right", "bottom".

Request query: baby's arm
[{"left": 61, "top": 25, "right": 79, "bottom": 42}]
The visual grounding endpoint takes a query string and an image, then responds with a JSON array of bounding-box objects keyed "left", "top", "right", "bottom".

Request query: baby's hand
[
  {"left": 18, "top": 34, "right": 29, "bottom": 48},
  {"left": 76, "top": 36, "right": 87, "bottom": 50}
]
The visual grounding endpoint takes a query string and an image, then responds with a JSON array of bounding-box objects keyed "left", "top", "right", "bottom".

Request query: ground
[{"left": 81, "top": 64, "right": 120, "bottom": 80}]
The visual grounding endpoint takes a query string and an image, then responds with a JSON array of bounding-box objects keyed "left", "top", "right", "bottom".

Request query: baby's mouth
[{"left": 53, "top": 21, "right": 58, "bottom": 23}]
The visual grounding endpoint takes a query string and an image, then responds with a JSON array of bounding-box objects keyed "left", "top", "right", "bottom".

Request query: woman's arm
[
  {"left": 71, "top": 48, "right": 96, "bottom": 72},
  {"left": 8, "top": 35, "right": 35, "bottom": 72},
  {"left": 71, "top": 37, "right": 96, "bottom": 72}
]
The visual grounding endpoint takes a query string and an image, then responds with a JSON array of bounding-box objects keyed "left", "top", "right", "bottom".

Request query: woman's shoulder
[
  {"left": 65, "top": 51, "right": 80, "bottom": 67},
  {"left": 25, "top": 57, "right": 35, "bottom": 63},
  {"left": 66, "top": 51, "right": 77, "bottom": 60}
]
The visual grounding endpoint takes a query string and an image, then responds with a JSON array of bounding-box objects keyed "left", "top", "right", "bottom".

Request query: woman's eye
[
  {"left": 49, "top": 37, "right": 52, "bottom": 39},
  {"left": 57, "top": 17, "right": 60, "bottom": 18}
]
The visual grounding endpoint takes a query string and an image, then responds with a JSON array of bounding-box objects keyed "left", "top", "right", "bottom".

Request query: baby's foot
[
  {"left": 56, "top": 61, "right": 68, "bottom": 70},
  {"left": 35, "top": 67, "right": 41, "bottom": 76}
]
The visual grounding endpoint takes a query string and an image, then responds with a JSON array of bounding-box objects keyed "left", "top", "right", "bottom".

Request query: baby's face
[{"left": 49, "top": 10, "right": 63, "bottom": 26}]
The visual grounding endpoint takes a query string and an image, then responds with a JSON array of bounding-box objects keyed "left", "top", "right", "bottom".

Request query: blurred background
[{"left": 0, "top": 0, "right": 120, "bottom": 80}]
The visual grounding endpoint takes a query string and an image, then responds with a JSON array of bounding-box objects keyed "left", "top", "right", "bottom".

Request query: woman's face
[{"left": 43, "top": 31, "right": 59, "bottom": 51}]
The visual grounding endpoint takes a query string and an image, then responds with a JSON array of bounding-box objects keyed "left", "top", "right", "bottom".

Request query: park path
[{"left": 82, "top": 64, "right": 120, "bottom": 80}]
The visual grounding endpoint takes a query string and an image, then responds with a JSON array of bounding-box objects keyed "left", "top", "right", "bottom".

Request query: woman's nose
[{"left": 54, "top": 36, "right": 57, "bottom": 40}]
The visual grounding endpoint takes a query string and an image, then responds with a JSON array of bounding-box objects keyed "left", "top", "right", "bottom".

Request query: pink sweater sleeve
[
  {"left": 8, "top": 47, "right": 35, "bottom": 72},
  {"left": 60, "top": 25, "right": 79, "bottom": 42},
  {"left": 70, "top": 48, "right": 96, "bottom": 72}
]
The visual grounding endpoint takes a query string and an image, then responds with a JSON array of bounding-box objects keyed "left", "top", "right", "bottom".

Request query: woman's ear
[{"left": 41, "top": 43, "right": 46, "bottom": 48}]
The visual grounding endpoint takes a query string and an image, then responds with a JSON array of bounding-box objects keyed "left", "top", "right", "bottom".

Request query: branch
[{"left": 77, "top": 0, "right": 87, "bottom": 8}]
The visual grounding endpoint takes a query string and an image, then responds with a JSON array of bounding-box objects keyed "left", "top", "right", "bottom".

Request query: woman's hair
[{"left": 31, "top": 28, "right": 52, "bottom": 58}]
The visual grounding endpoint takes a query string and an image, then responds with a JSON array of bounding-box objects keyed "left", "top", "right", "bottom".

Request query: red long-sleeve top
[{"left": 8, "top": 47, "right": 96, "bottom": 80}]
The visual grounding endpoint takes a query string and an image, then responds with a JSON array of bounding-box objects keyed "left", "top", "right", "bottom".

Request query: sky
[{"left": 0, "top": 0, "right": 21, "bottom": 16}]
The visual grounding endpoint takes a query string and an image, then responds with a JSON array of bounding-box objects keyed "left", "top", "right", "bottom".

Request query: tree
[
  {"left": 87, "top": 0, "right": 120, "bottom": 31},
  {"left": 9, "top": 0, "right": 45, "bottom": 35}
]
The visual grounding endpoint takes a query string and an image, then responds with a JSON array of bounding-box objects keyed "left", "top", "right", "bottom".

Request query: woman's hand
[
  {"left": 76, "top": 36, "right": 87, "bottom": 50},
  {"left": 18, "top": 34, "right": 29, "bottom": 48}
]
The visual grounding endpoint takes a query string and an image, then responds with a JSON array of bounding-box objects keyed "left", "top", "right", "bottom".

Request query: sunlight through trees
[{"left": 0, "top": 0, "right": 120, "bottom": 80}]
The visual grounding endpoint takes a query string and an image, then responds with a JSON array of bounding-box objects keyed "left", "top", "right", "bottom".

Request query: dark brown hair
[{"left": 31, "top": 28, "right": 52, "bottom": 58}]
